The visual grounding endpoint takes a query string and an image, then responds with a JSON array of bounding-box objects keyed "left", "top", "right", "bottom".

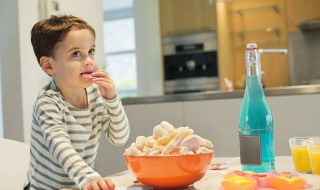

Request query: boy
[{"left": 24, "top": 15, "right": 130, "bottom": 190}]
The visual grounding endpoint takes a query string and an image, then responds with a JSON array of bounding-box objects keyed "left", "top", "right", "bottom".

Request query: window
[{"left": 103, "top": 0, "right": 137, "bottom": 98}]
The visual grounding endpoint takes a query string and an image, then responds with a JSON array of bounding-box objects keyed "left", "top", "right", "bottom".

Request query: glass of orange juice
[
  {"left": 307, "top": 137, "right": 320, "bottom": 175},
  {"left": 289, "top": 137, "right": 312, "bottom": 173}
]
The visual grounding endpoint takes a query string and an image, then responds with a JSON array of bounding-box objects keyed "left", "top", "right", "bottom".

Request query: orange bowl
[{"left": 124, "top": 152, "right": 213, "bottom": 188}]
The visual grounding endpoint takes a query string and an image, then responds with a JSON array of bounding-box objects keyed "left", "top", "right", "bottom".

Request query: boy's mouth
[
  {"left": 81, "top": 71, "right": 94, "bottom": 79},
  {"left": 81, "top": 71, "right": 93, "bottom": 75}
]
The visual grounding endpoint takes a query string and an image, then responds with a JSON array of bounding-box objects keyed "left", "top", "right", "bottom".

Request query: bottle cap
[{"left": 246, "top": 43, "right": 257, "bottom": 50}]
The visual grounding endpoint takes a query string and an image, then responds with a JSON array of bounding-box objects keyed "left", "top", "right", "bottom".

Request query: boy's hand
[
  {"left": 83, "top": 178, "right": 115, "bottom": 190},
  {"left": 92, "top": 70, "right": 117, "bottom": 100}
]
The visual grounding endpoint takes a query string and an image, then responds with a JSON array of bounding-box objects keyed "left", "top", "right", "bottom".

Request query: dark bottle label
[{"left": 239, "top": 132, "right": 262, "bottom": 165}]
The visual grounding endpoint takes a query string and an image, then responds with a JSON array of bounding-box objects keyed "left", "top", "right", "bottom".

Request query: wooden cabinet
[
  {"left": 286, "top": 0, "right": 320, "bottom": 32},
  {"left": 159, "top": 0, "right": 217, "bottom": 36},
  {"left": 217, "top": 0, "right": 289, "bottom": 89}
]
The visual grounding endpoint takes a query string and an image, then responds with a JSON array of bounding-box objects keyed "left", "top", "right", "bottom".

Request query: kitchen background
[
  {"left": 102, "top": 0, "right": 320, "bottom": 96},
  {"left": 0, "top": 0, "right": 320, "bottom": 175}
]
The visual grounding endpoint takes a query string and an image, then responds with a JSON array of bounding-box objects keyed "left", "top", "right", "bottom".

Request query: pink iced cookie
[
  {"left": 267, "top": 171, "right": 308, "bottom": 190},
  {"left": 221, "top": 171, "right": 310, "bottom": 190},
  {"left": 221, "top": 175, "right": 256, "bottom": 190},
  {"left": 223, "top": 171, "right": 270, "bottom": 188}
]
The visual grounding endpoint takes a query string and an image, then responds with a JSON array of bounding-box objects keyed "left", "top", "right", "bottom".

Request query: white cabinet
[
  {"left": 184, "top": 99, "right": 242, "bottom": 157},
  {"left": 124, "top": 102, "right": 185, "bottom": 129},
  {"left": 94, "top": 94, "right": 320, "bottom": 176},
  {"left": 184, "top": 94, "right": 320, "bottom": 157},
  {"left": 268, "top": 94, "right": 320, "bottom": 155}
]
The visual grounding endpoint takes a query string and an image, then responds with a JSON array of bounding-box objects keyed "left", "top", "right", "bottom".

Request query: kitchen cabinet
[
  {"left": 94, "top": 93, "right": 320, "bottom": 176},
  {"left": 184, "top": 99, "right": 241, "bottom": 157},
  {"left": 183, "top": 94, "right": 320, "bottom": 157},
  {"left": 286, "top": 0, "right": 320, "bottom": 32},
  {"left": 217, "top": 0, "right": 289, "bottom": 89},
  {"left": 159, "top": 0, "right": 217, "bottom": 36},
  {"left": 231, "top": 0, "right": 288, "bottom": 89},
  {"left": 123, "top": 102, "right": 185, "bottom": 130}
]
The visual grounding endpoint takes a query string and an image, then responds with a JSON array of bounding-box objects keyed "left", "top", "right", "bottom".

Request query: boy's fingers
[
  {"left": 92, "top": 70, "right": 112, "bottom": 79},
  {"left": 90, "top": 182, "right": 100, "bottom": 190},
  {"left": 97, "top": 180, "right": 108, "bottom": 190},
  {"left": 105, "top": 179, "right": 115, "bottom": 190}
]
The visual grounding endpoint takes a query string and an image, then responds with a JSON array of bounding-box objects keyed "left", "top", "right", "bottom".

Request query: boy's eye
[
  {"left": 89, "top": 49, "right": 95, "bottom": 55},
  {"left": 72, "top": 51, "right": 81, "bottom": 57}
]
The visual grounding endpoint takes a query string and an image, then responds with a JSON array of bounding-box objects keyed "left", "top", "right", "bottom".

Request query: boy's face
[{"left": 49, "top": 29, "right": 96, "bottom": 89}]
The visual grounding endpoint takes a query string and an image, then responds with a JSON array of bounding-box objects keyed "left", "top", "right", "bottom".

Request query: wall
[
  {"left": 57, "top": 0, "right": 105, "bottom": 69},
  {"left": 134, "top": 0, "right": 163, "bottom": 96},
  {"left": 0, "top": 0, "right": 25, "bottom": 142},
  {"left": 19, "top": 0, "right": 50, "bottom": 143}
]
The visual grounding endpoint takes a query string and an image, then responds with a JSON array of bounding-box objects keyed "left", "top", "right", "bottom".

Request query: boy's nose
[
  {"left": 84, "top": 56, "right": 95, "bottom": 66},
  {"left": 84, "top": 57, "right": 96, "bottom": 70}
]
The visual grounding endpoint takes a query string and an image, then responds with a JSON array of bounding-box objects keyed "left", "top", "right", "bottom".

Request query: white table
[{"left": 108, "top": 156, "right": 320, "bottom": 190}]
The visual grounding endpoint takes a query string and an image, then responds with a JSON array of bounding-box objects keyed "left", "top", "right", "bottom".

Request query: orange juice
[
  {"left": 309, "top": 151, "right": 320, "bottom": 175},
  {"left": 290, "top": 146, "right": 312, "bottom": 173}
]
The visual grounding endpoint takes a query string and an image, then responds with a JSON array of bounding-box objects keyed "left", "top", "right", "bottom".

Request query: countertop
[
  {"left": 122, "top": 85, "right": 320, "bottom": 105},
  {"left": 108, "top": 156, "right": 320, "bottom": 190}
]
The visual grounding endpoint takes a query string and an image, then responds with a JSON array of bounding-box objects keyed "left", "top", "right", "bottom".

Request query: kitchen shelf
[
  {"left": 233, "top": 27, "right": 280, "bottom": 40},
  {"left": 229, "top": 4, "right": 279, "bottom": 16}
]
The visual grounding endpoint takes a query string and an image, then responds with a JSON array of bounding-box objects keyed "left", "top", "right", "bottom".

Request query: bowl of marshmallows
[{"left": 124, "top": 121, "right": 214, "bottom": 189}]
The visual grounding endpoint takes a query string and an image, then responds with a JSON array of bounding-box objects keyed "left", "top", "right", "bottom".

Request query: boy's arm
[
  {"left": 102, "top": 96, "right": 130, "bottom": 146},
  {"left": 91, "top": 70, "right": 130, "bottom": 145},
  {"left": 36, "top": 96, "right": 101, "bottom": 189}
]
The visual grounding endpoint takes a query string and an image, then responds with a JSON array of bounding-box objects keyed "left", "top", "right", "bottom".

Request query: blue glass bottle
[{"left": 238, "top": 43, "right": 275, "bottom": 173}]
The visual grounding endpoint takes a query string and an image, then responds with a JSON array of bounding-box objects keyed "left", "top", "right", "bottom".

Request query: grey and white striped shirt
[{"left": 25, "top": 81, "right": 130, "bottom": 190}]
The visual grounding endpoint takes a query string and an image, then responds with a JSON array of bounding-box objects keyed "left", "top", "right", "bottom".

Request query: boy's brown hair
[{"left": 31, "top": 15, "right": 95, "bottom": 63}]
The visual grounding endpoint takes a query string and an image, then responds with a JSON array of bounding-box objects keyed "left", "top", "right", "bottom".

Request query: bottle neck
[
  {"left": 246, "top": 49, "right": 261, "bottom": 77},
  {"left": 245, "top": 48, "right": 264, "bottom": 92}
]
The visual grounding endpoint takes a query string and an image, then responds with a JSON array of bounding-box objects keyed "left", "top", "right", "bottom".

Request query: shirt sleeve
[
  {"left": 102, "top": 96, "right": 130, "bottom": 146},
  {"left": 35, "top": 95, "right": 101, "bottom": 189}
]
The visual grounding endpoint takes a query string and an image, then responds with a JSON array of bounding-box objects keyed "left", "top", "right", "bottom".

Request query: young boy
[{"left": 24, "top": 15, "right": 130, "bottom": 190}]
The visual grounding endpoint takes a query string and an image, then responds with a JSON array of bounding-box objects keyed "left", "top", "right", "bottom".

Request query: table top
[{"left": 108, "top": 156, "right": 320, "bottom": 190}]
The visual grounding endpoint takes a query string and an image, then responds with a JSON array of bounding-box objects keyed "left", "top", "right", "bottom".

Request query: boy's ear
[{"left": 39, "top": 56, "right": 54, "bottom": 76}]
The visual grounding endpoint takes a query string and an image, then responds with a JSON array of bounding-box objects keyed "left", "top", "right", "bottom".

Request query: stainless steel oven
[{"left": 163, "top": 32, "right": 219, "bottom": 94}]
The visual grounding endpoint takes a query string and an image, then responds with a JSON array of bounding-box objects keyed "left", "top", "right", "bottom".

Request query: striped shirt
[{"left": 25, "top": 81, "right": 130, "bottom": 190}]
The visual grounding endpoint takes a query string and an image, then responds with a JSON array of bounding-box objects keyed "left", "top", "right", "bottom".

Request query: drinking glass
[
  {"left": 289, "top": 137, "right": 312, "bottom": 173},
  {"left": 307, "top": 137, "right": 320, "bottom": 175}
]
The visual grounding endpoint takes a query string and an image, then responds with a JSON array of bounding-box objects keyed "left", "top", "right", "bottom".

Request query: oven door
[{"left": 164, "top": 51, "right": 219, "bottom": 94}]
